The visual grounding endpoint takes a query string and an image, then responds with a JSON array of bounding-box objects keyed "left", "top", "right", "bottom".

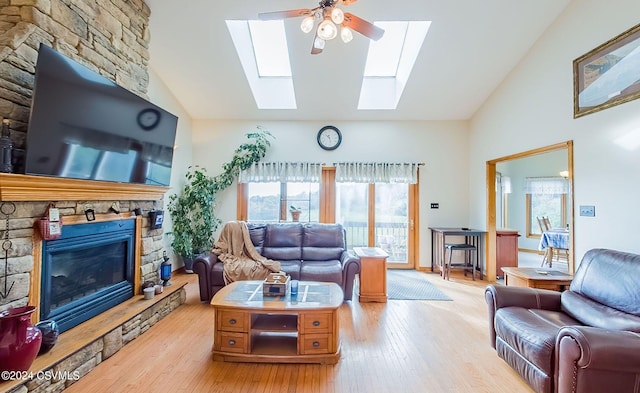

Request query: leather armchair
[
  {"left": 485, "top": 248, "right": 640, "bottom": 393},
  {"left": 194, "top": 222, "right": 360, "bottom": 302}
]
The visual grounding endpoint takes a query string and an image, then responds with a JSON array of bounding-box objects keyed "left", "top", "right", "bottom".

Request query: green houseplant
[{"left": 168, "top": 127, "right": 273, "bottom": 271}]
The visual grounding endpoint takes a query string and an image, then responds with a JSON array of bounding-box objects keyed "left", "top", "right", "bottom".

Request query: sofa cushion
[
  {"left": 495, "top": 307, "right": 583, "bottom": 375},
  {"left": 247, "top": 223, "right": 267, "bottom": 254},
  {"left": 278, "top": 260, "right": 302, "bottom": 280},
  {"left": 262, "top": 224, "right": 303, "bottom": 260},
  {"left": 300, "top": 260, "right": 343, "bottom": 285},
  {"left": 561, "top": 291, "right": 640, "bottom": 332},
  {"left": 569, "top": 248, "right": 640, "bottom": 317},
  {"left": 302, "top": 223, "right": 345, "bottom": 261}
]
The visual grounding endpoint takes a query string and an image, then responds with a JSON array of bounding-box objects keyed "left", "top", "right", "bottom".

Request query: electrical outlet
[
  {"left": 430, "top": 203, "right": 439, "bottom": 209},
  {"left": 579, "top": 205, "right": 595, "bottom": 217}
]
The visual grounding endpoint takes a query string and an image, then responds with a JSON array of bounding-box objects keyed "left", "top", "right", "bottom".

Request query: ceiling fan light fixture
[
  {"left": 300, "top": 15, "right": 315, "bottom": 33},
  {"left": 313, "top": 36, "right": 326, "bottom": 50},
  {"left": 331, "top": 7, "right": 344, "bottom": 24},
  {"left": 317, "top": 18, "right": 338, "bottom": 40},
  {"left": 340, "top": 26, "right": 353, "bottom": 43}
]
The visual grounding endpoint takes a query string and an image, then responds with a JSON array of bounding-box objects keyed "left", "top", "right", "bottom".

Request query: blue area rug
[{"left": 386, "top": 270, "right": 452, "bottom": 301}]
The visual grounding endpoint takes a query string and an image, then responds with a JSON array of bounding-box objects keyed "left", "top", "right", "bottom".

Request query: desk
[
  {"left": 501, "top": 267, "right": 573, "bottom": 291},
  {"left": 429, "top": 227, "right": 485, "bottom": 280},
  {"left": 539, "top": 229, "right": 569, "bottom": 267}
]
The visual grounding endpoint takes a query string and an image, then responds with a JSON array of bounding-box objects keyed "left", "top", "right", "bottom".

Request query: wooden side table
[
  {"left": 501, "top": 267, "right": 573, "bottom": 292},
  {"left": 354, "top": 247, "right": 389, "bottom": 303}
]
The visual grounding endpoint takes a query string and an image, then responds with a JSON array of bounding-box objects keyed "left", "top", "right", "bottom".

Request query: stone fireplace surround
[{"left": 0, "top": 173, "right": 187, "bottom": 393}]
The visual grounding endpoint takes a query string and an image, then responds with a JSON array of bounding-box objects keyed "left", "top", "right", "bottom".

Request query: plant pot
[
  {"left": 182, "top": 255, "right": 195, "bottom": 273},
  {"left": 290, "top": 211, "right": 301, "bottom": 222},
  {"left": 0, "top": 306, "right": 42, "bottom": 373}
]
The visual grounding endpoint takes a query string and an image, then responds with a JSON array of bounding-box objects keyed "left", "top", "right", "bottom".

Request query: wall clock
[
  {"left": 317, "top": 125, "right": 342, "bottom": 150},
  {"left": 137, "top": 108, "right": 161, "bottom": 130}
]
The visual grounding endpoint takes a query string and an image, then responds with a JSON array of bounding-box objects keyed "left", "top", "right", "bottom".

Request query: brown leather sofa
[
  {"left": 193, "top": 222, "right": 360, "bottom": 301},
  {"left": 485, "top": 248, "right": 640, "bottom": 393}
]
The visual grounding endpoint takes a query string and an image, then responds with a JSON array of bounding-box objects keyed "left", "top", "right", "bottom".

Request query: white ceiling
[{"left": 146, "top": 0, "right": 570, "bottom": 121}]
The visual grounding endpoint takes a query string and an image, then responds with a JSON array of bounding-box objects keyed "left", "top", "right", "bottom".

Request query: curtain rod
[{"left": 329, "top": 162, "right": 425, "bottom": 166}]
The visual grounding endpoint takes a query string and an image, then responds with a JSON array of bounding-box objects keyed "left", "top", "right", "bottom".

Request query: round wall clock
[
  {"left": 137, "top": 108, "right": 161, "bottom": 130},
  {"left": 317, "top": 125, "right": 342, "bottom": 150}
]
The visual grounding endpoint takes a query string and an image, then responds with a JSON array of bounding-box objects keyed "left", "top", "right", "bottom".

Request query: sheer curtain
[
  {"left": 523, "top": 177, "right": 570, "bottom": 194},
  {"left": 334, "top": 163, "right": 420, "bottom": 183},
  {"left": 238, "top": 162, "right": 322, "bottom": 183}
]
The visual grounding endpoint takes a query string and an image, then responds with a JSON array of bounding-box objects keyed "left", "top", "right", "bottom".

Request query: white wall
[
  {"left": 191, "top": 119, "right": 470, "bottom": 268},
  {"left": 147, "top": 67, "right": 194, "bottom": 267},
  {"left": 469, "top": 0, "right": 640, "bottom": 260}
]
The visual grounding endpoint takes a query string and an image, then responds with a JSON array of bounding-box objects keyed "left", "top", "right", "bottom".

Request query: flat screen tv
[{"left": 25, "top": 44, "right": 178, "bottom": 186}]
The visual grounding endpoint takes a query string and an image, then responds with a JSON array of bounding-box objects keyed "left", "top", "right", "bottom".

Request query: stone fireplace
[{"left": 0, "top": 173, "right": 168, "bottom": 316}]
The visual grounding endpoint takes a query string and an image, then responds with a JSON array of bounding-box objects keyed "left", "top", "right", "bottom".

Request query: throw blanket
[{"left": 212, "top": 221, "right": 281, "bottom": 284}]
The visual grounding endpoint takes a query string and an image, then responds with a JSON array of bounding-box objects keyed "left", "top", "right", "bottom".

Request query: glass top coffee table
[{"left": 210, "top": 280, "right": 343, "bottom": 364}]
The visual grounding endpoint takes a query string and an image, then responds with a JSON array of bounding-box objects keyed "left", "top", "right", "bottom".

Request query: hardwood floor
[{"left": 65, "top": 272, "right": 533, "bottom": 393}]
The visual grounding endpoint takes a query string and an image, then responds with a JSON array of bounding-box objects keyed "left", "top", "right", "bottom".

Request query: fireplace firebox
[{"left": 40, "top": 219, "right": 135, "bottom": 333}]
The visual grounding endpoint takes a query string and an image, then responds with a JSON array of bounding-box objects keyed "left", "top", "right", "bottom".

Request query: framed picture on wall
[{"left": 573, "top": 22, "right": 640, "bottom": 118}]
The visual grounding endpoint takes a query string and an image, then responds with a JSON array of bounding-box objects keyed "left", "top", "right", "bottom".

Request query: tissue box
[{"left": 263, "top": 273, "right": 290, "bottom": 296}]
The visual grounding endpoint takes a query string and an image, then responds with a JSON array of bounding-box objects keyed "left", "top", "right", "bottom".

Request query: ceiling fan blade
[
  {"left": 340, "top": 0, "right": 358, "bottom": 5},
  {"left": 258, "top": 9, "right": 312, "bottom": 20},
  {"left": 343, "top": 12, "right": 384, "bottom": 41}
]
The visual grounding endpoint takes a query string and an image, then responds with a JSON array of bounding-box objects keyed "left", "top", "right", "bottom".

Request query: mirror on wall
[{"left": 486, "top": 141, "right": 574, "bottom": 280}]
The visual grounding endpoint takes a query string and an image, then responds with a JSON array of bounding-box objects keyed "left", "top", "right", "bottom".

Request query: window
[
  {"left": 246, "top": 182, "right": 319, "bottom": 222},
  {"left": 526, "top": 194, "right": 567, "bottom": 236},
  {"left": 524, "top": 177, "right": 569, "bottom": 237}
]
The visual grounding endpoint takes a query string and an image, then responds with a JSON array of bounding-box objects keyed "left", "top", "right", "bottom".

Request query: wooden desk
[
  {"left": 429, "top": 227, "right": 486, "bottom": 280},
  {"left": 501, "top": 267, "right": 573, "bottom": 291},
  {"left": 354, "top": 247, "right": 389, "bottom": 303}
]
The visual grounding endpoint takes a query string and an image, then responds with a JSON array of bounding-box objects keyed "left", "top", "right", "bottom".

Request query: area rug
[{"left": 386, "top": 270, "right": 452, "bottom": 301}]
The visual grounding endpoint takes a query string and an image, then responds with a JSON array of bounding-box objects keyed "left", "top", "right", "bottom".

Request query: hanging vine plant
[{"left": 168, "top": 127, "right": 273, "bottom": 262}]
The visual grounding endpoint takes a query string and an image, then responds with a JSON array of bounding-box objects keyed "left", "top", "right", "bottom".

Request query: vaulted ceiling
[{"left": 146, "top": 0, "right": 571, "bottom": 121}]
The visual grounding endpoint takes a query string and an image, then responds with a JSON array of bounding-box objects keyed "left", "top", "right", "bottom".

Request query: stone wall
[
  {"left": 0, "top": 0, "right": 150, "bottom": 168},
  {"left": 0, "top": 0, "right": 161, "bottom": 312}
]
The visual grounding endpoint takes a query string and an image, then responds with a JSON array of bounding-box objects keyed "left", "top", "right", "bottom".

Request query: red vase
[{"left": 0, "top": 306, "right": 43, "bottom": 372}]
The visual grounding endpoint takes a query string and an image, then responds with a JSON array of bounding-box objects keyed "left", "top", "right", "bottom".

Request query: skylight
[
  {"left": 248, "top": 20, "right": 292, "bottom": 78},
  {"left": 358, "top": 21, "right": 431, "bottom": 110},
  {"left": 226, "top": 20, "right": 296, "bottom": 109}
]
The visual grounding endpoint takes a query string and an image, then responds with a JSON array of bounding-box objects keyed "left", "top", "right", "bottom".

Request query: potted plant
[
  {"left": 167, "top": 128, "right": 273, "bottom": 272},
  {"left": 289, "top": 205, "right": 302, "bottom": 222}
]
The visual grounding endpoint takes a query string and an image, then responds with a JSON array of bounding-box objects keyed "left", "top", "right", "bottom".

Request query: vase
[
  {"left": 0, "top": 306, "right": 42, "bottom": 372},
  {"left": 35, "top": 319, "right": 59, "bottom": 355}
]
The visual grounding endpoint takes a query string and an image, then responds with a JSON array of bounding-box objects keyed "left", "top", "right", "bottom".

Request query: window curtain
[
  {"left": 238, "top": 162, "right": 322, "bottom": 183},
  {"left": 523, "top": 176, "right": 569, "bottom": 194},
  {"left": 334, "top": 162, "right": 420, "bottom": 184}
]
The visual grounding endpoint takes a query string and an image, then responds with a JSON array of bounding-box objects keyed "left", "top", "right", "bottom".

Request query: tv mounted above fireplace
[{"left": 24, "top": 44, "right": 178, "bottom": 186}]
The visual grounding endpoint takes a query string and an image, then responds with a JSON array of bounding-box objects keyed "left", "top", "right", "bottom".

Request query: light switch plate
[{"left": 579, "top": 205, "right": 595, "bottom": 217}]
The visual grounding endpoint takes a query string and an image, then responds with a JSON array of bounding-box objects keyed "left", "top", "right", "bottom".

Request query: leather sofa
[
  {"left": 193, "top": 222, "right": 360, "bottom": 301},
  {"left": 485, "top": 248, "right": 640, "bottom": 393}
]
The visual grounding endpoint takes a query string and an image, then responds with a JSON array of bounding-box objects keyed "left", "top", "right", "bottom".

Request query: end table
[{"left": 354, "top": 247, "right": 389, "bottom": 303}]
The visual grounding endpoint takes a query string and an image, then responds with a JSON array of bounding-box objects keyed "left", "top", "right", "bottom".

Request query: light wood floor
[{"left": 65, "top": 271, "right": 533, "bottom": 393}]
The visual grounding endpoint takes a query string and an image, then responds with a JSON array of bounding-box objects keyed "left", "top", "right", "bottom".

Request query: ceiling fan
[{"left": 258, "top": 0, "right": 385, "bottom": 54}]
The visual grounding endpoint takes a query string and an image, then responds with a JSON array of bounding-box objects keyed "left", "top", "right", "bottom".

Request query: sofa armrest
[
  {"left": 193, "top": 253, "right": 218, "bottom": 302},
  {"left": 556, "top": 326, "right": 640, "bottom": 393},
  {"left": 340, "top": 250, "right": 360, "bottom": 301},
  {"left": 485, "top": 285, "right": 561, "bottom": 348}
]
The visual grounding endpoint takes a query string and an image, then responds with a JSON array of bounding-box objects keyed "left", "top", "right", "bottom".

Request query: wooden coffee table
[
  {"left": 501, "top": 267, "right": 573, "bottom": 291},
  {"left": 210, "top": 280, "right": 343, "bottom": 364}
]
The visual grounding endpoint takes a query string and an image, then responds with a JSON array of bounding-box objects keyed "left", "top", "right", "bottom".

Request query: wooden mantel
[{"left": 0, "top": 173, "right": 169, "bottom": 201}]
